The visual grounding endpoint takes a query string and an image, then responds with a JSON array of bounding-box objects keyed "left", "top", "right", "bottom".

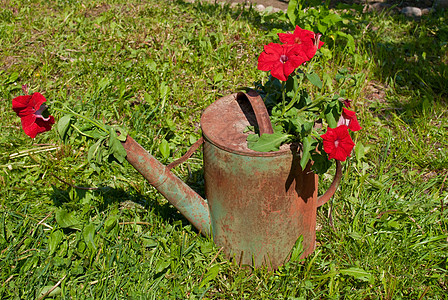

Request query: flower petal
[
  {"left": 278, "top": 26, "right": 323, "bottom": 61},
  {"left": 22, "top": 115, "right": 55, "bottom": 138},
  {"left": 29, "top": 92, "right": 47, "bottom": 110},
  {"left": 347, "top": 116, "right": 362, "bottom": 132},
  {"left": 258, "top": 51, "right": 279, "bottom": 71},
  {"left": 12, "top": 92, "right": 54, "bottom": 138},
  {"left": 320, "top": 125, "right": 355, "bottom": 161},
  {"left": 340, "top": 108, "right": 362, "bottom": 132},
  {"left": 270, "top": 64, "right": 288, "bottom": 81},
  {"left": 257, "top": 43, "right": 306, "bottom": 81},
  {"left": 257, "top": 43, "right": 283, "bottom": 71},
  {"left": 12, "top": 95, "right": 34, "bottom": 118}
]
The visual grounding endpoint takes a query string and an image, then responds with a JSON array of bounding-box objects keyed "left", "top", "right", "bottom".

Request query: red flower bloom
[
  {"left": 12, "top": 92, "right": 55, "bottom": 138},
  {"left": 278, "top": 26, "right": 324, "bottom": 61},
  {"left": 337, "top": 108, "right": 362, "bottom": 132},
  {"left": 320, "top": 125, "right": 355, "bottom": 161},
  {"left": 258, "top": 43, "right": 307, "bottom": 81}
]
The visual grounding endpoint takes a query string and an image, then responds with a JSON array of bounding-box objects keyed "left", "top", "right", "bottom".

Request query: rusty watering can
[{"left": 122, "top": 90, "right": 342, "bottom": 269}]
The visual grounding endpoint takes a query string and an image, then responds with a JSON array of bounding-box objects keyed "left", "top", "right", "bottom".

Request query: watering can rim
[
  {"left": 201, "top": 91, "right": 301, "bottom": 157},
  {"left": 201, "top": 133, "right": 299, "bottom": 157}
]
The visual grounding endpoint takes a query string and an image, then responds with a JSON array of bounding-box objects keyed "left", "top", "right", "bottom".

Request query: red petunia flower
[
  {"left": 278, "top": 26, "right": 324, "bottom": 61},
  {"left": 337, "top": 108, "right": 362, "bottom": 132},
  {"left": 258, "top": 43, "right": 307, "bottom": 81},
  {"left": 12, "top": 92, "right": 55, "bottom": 138},
  {"left": 320, "top": 125, "right": 355, "bottom": 161}
]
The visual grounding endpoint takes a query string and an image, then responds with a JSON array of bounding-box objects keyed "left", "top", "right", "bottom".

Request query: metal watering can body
[
  {"left": 203, "top": 140, "right": 318, "bottom": 267},
  {"left": 122, "top": 91, "right": 341, "bottom": 269}
]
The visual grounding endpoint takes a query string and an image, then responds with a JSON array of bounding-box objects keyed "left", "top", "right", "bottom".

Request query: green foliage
[
  {"left": 286, "top": 0, "right": 358, "bottom": 53},
  {"left": 252, "top": 67, "right": 357, "bottom": 173},
  {"left": 55, "top": 105, "right": 128, "bottom": 170},
  {"left": 249, "top": 1, "right": 366, "bottom": 171}
]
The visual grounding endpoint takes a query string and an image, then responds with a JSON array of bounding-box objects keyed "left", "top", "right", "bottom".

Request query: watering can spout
[{"left": 121, "top": 136, "right": 211, "bottom": 237}]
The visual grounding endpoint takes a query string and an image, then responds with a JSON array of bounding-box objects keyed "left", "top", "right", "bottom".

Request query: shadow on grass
[
  {"left": 178, "top": 0, "right": 292, "bottom": 30},
  {"left": 49, "top": 159, "right": 208, "bottom": 232},
  {"left": 50, "top": 184, "right": 197, "bottom": 230},
  {"left": 365, "top": 13, "right": 448, "bottom": 94}
]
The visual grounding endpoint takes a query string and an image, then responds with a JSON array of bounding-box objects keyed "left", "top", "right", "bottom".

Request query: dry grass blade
[{"left": 36, "top": 274, "right": 66, "bottom": 300}]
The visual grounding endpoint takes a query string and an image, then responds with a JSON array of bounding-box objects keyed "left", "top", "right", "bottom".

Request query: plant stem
[
  {"left": 296, "top": 95, "right": 326, "bottom": 114},
  {"left": 285, "top": 71, "right": 305, "bottom": 112},
  {"left": 281, "top": 81, "right": 287, "bottom": 117},
  {"left": 70, "top": 124, "right": 96, "bottom": 138},
  {"left": 52, "top": 101, "right": 108, "bottom": 132}
]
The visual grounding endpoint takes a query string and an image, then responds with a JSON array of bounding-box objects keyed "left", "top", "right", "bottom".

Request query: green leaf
[
  {"left": 155, "top": 259, "right": 171, "bottom": 274},
  {"left": 336, "top": 31, "right": 355, "bottom": 53},
  {"left": 335, "top": 73, "right": 345, "bottom": 82},
  {"left": 160, "top": 82, "right": 169, "bottom": 100},
  {"left": 246, "top": 133, "right": 259, "bottom": 143},
  {"left": 109, "top": 128, "right": 127, "bottom": 163},
  {"left": 317, "top": 22, "right": 328, "bottom": 35},
  {"left": 290, "top": 235, "right": 304, "bottom": 262},
  {"left": 300, "top": 136, "right": 313, "bottom": 170},
  {"left": 166, "top": 118, "right": 176, "bottom": 131},
  {"left": 88, "top": 138, "right": 103, "bottom": 163},
  {"left": 98, "top": 148, "right": 106, "bottom": 164},
  {"left": 55, "top": 208, "right": 81, "bottom": 230},
  {"left": 200, "top": 264, "right": 220, "bottom": 288},
  {"left": 97, "top": 77, "right": 110, "bottom": 92},
  {"left": 306, "top": 72, "right": 323, "bottom": 90},
  {"left": 38, "top": 286, "right": 61, "bottom": 298},
  {"left": 247, "top": 132, "right": 290, "bottom": 152},
  {"left": 77, "top": 122, "right": 106, "bottom": 139},
  {"left": 146, "top": 60, "right": 157, "bottom": 71},
  {"left": 57, "top": 115, "right": 72, "bottom": 141},
  {"left": 104, "top": 212, "right": 119, "bottom": 234},
  {"left": 83, "top": 223, "right": 97, "bottom": 252},
  {"left": 324, "top": 101, "right": 342, "bottom": 128},
  {"left": 287, "top": 0, "right": 299, "bottom": 26},
  {"left": 8, "top": 72, "right": 19, "bottom": 83},
  {"left": 213, "top": 73, "right": 223, "bottom": 83},
  {"left": 322, "top": 72, "right": 333, "bottom": 91},
  {"left": 189, "top": 134, "right": 197, "bottom": 145},
  {"left": 143, "top": 237, "right": 158, "bottom": 248},
  {"left": 354, "top": 142, "right": 365, "bottom": 164},
  {"left": 114, "top": 126, "right": 128, "bottom": 141},
  {"left": 159, "top": 139, "right": 170, "bottom": 159},
  {"left": 285, "top": 74, "right": 299, "bottom": 100},
  {"left": 311, "top": 151, "right": 332, "bottom": 175},
  {"left": 322, "top": 12, "right": 342, "bottom": 26},
  {"left": 340, "top": 267, "right": 374, "bottom": 283},
  {"left": 48, "top": 230, "right": 64, "bottom": 256}
]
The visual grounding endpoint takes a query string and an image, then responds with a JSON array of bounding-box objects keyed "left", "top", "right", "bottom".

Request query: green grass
[{"left": 1, "top": 0, "right": 447, "bottom": 298}]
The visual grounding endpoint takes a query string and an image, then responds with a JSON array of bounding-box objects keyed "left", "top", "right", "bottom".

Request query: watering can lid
[{"left": 201, "top": 91, "right": 291, "bottom": 156}]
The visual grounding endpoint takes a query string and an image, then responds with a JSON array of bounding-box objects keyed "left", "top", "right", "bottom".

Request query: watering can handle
[
  {"left": 237, "top": 90, "right": 274, "bottom": 135},
  {"left": 317, "top": 160, "right": 342, "bottom": 207}
]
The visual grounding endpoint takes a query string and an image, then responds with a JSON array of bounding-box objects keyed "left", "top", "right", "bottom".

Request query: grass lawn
[{"left": 1, "top": 0, "right": 447, "bottom": 298}]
